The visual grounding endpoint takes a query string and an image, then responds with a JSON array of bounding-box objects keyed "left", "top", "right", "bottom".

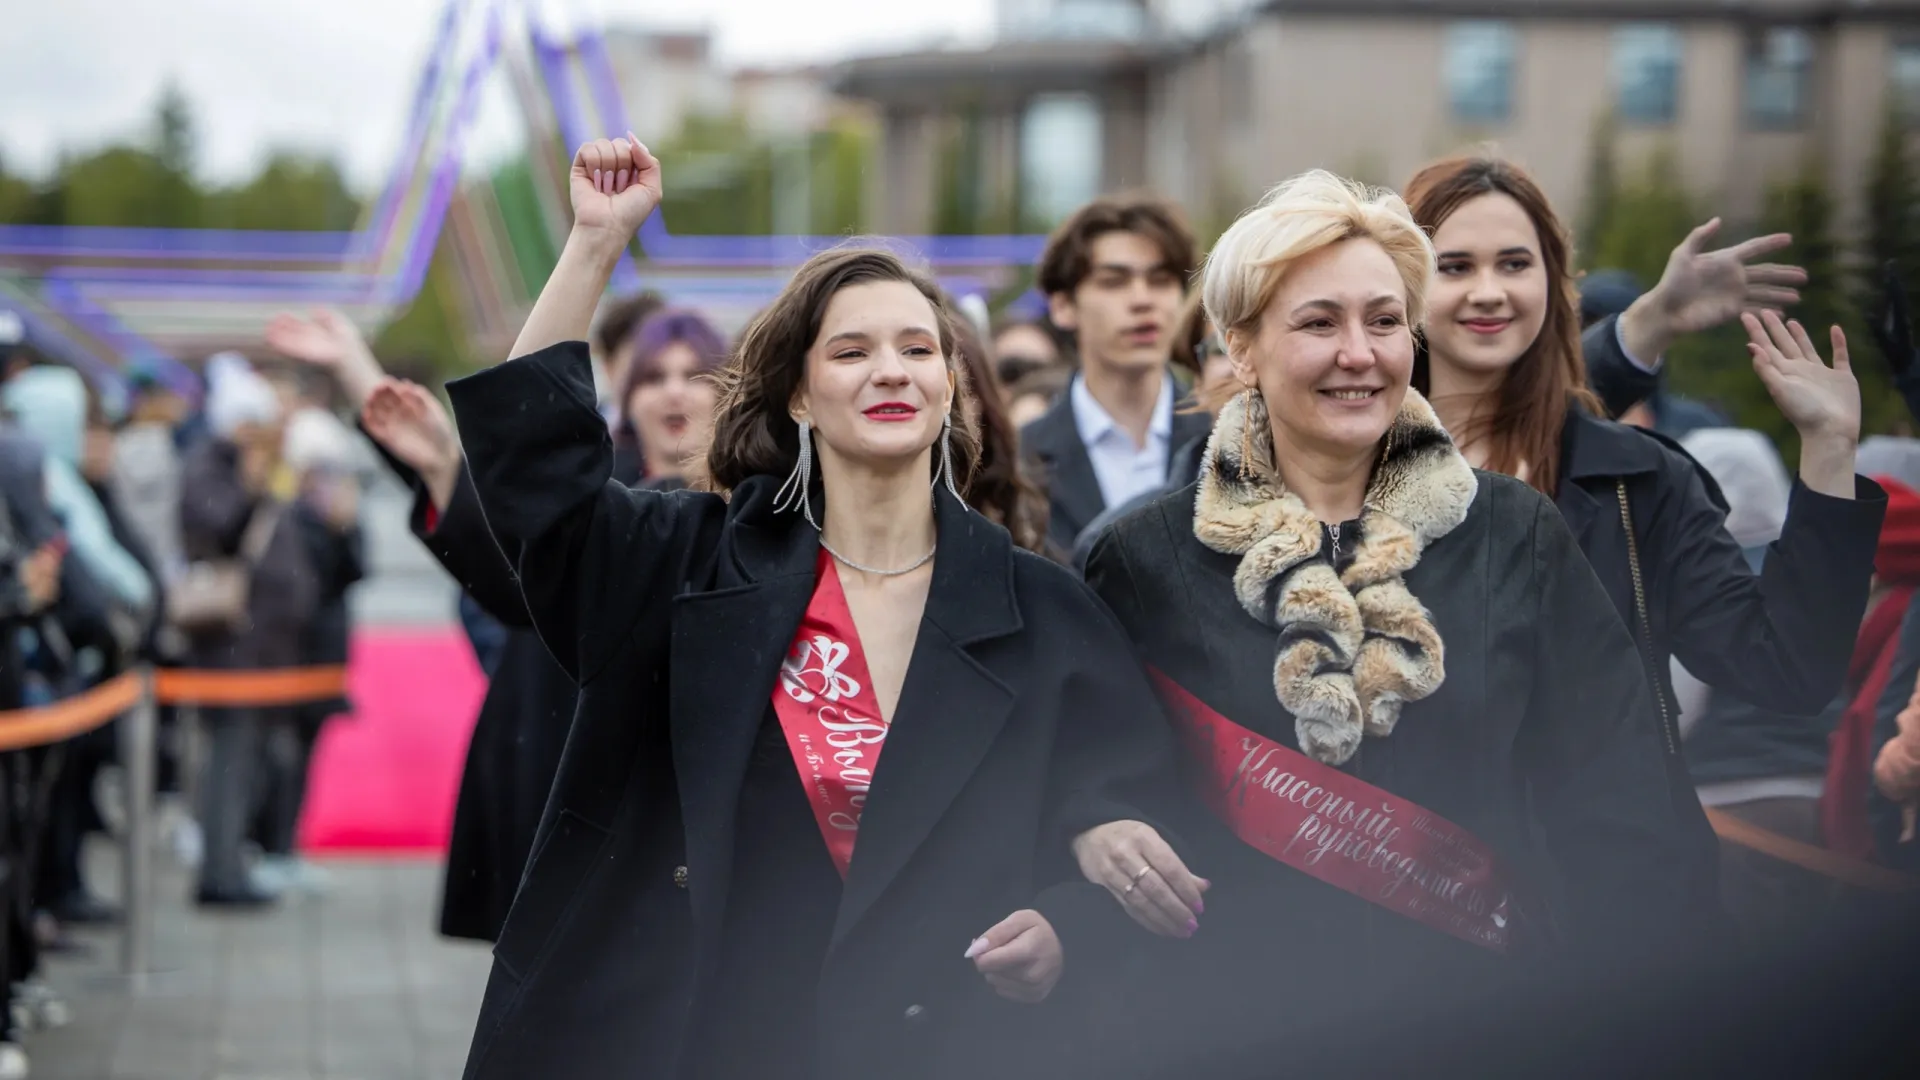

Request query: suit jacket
[
  {"left": 1019, "top": 380, "right": 1213, "bottom": 557},
  {"left": 446, "top": 341, "right": 1183, "bottom": 1080}
]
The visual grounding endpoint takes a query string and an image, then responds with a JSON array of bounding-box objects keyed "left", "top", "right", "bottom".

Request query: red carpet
[{"left": 297, "top": 627, "right": 485, "bottom": 854}]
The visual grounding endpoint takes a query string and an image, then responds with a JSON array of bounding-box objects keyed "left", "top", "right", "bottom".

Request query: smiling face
[
  {"left": 1048, "top": 231, "right": 1185, "bottom": 378},
  {"left": 1422, "top": 192, "right": 1550, "bottom": 392},
  {"left": 1230, "top": 238, "right": 1415, "bottom": 462},
  {"left": 796, "top": 280, "right": 953, "bottom": 477},
  {"left": 624, "top": 341, "right": 719, "bottom": 470}
]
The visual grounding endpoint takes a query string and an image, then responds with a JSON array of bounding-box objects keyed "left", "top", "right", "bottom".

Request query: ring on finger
[{"left": 1122, "top": 864, "right": 1154, "bottom": 895}]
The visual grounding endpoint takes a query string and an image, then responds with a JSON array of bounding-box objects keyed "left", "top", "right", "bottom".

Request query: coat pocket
[{"left": 492, "top": 809, "right": 611, "bottom": 981}]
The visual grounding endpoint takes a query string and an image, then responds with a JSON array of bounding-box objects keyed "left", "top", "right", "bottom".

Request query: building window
[
  {"left": 1614, "top": 23, "right": 1683, "bottom": 124},
  {"left": 1021, "top": 93, "right": 1104, "bottom": 224},
  {"left": 1894, "top": 39, "right": 1920, "bottom": 120},
  {"left": 1445, "top": 21, "right": 1517, "bottom": 124},
  {"left": 1745, "top": 27, "right": 1813, "bottom": 128}
]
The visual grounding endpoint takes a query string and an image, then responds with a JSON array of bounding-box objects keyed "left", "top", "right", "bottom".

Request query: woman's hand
[
  {"left": 966, "top": 910, "right": 1063, "bottom": 1004},
  {"left": 1621, "top": 219, "right": 1806, "bottom": 362},
  {"left": 570, "top": 133, "right": 661, "bottom": 241},
  {"left": 266, "top": 308, "right": 385, "bottom": 410},
  {"left": 509, "top": 134, "right": 661, "bottom": 361},
  {"left": 363, "top": 378, "right": 460, "bottom": 513},
  {"left": 1073, "top": 820, "right": 1208, "bottom": 939},
  {"left": 1743, "top": 311, "right": 1860, "bottom": 498}
]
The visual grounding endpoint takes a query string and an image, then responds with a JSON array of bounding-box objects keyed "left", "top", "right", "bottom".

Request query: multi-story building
[{"left": 833, "top": 0, "right": 1920, "bottom": 240}]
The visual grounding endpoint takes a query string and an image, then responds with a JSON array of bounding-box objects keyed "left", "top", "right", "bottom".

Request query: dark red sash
[
  {"left": 1151, "top": 669, "right": 1516, "bottom": 952},
  {"left": 772, "top": 551, "right": 893, "bottom": 878}
]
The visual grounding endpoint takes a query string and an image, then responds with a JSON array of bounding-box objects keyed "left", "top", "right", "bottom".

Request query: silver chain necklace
[{"left": 818, "top": 534, "right": 936, "bottom": 577}]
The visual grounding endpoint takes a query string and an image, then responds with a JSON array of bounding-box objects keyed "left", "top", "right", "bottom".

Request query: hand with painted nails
[
  {"left": 569, "top": 132, "right": 661, "bottom": 240},
  {"left": 966, "top": 909, "right": 1063, "bottom": 1004},
  {"left": 1072, "top": 819, "right": 1209, "bottom": 939}
]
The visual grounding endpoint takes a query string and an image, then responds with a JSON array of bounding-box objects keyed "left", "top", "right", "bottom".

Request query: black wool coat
[
  {"left": 446, "top": 341, "right": 1182, "bottom": 1080},
  {"left": 1085, "top": 469, "right": 1704, "bottom": 1075}
]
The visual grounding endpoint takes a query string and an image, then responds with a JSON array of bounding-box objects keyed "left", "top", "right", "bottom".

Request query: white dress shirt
[{"left": 1070, "top": 373, "right": 1175, "bottom": 510}]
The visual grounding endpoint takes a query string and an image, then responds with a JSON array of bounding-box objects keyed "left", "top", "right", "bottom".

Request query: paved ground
[{"left": 28, "top": 847, "right": 492, "bottom": 1080}]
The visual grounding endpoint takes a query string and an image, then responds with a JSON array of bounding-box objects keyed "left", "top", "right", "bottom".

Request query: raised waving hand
[
  {"left": 1742, "top": 310, "right": 1859, "bottom": 500},
  {"left": 1620, "top": 219, "right": 1807, "bottom": 363},
  {"left": 362, "top": 378, "right": 461, "bottom": 513},
  {"left": 265, "top": 307, "right": 386, "bottom": 410}
]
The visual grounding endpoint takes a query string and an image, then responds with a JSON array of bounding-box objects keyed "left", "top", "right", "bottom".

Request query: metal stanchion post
[{"left": 118, "top": 667, "right": 157, "bottom": 981}]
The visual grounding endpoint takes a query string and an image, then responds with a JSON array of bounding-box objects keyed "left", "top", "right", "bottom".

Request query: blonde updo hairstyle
[{"left": 1198, "top": 170, "right": 1437, "bottom": 411}]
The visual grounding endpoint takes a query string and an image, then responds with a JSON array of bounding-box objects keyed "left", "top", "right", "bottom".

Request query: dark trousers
[
  {"left": 196, "top": 707, "right": 265, "bottom": 895},
  {"left": 251, "top": 712, "right": 321, "bottom": 857}
]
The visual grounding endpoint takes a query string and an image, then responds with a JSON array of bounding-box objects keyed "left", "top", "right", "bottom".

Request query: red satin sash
[
  {"left": 1151, "top": 669, "right": 1517, "bottom": 952},
  {"left": 772, "top": 551, "right": 893, "bottom": 878}
]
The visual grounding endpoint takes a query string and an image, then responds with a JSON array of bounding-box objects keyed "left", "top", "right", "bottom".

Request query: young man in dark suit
[{"left": 1020, "top": 196, "right": 1209, "bottom": 555}]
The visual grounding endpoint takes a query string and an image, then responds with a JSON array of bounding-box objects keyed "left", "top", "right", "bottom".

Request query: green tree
[
  {"left": 372, "top": 233, "right": 474, "bottom": 380},
  {"left": 933, "top": 110, "right": 985, "bottom": 236},
  {"left": 1577, "top": 109, "right": 1619, "bottom": 263},
  {"left": 1592, "top": 144, "right": 1695, "bottom": 286},
  {"left": 1859, "top": 97, "right": 1920, "bottom": 383},
  {"left": 206, "top": 153, "right": 360, "bottom": 231},
  {"left": 807, "top": 118, "right": 871, "bottom": 238},
  {"left": 652, "top": 113, "right": 774, "bottom": 235}
]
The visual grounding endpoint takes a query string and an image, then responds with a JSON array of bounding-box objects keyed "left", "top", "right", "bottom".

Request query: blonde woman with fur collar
[{"left": 1077, "top": 171, "right": 1708, "bottom": 1072}]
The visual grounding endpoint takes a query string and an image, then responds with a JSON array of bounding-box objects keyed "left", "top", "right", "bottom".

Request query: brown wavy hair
[
  {"left": 705, "top": 247, "right": 983, "bottom": 498},
  {"left": 948, "top": 306, "right": 1050, "bottom": 552},
  {"left": 1402, "top": 156, "right": 1599, "bottom": 495}
]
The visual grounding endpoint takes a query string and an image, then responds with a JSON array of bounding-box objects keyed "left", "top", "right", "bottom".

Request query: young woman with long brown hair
[
  {"left": 408, "top": 135, "right": 1185, "bottom": 1080},
  {"left": 1402, "top": 156, "right": 1887, "bottom": 910}
]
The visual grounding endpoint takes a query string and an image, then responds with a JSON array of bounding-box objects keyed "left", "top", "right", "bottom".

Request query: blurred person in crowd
[
  {"left": 590, "top": 289, "right": 665, "bottom": 420},
  {"left": 0, "top": 498, "right": 56, "bottom": 1080},
  {"left": 990, "top": 316, "right": 1065, "bottom": 393},
  {"left": 1004, "top": 364, "right": 1071, "bottom": 430},
  {"left": 109, "top": 366, "right": 190, "bottom": 586},
  {"left": 1580, "top": 269, "right": 1732, "bottom": 436},
  {"left": 948, "top": 302, "right": 1050, "bottom": 553},
  {"left": 267, "top": 308, "right": 566, "bottom": 941},
  {"left": 1071, "top": 291, "right": 1233, "bottom": 572},
  {"left": 1857, "top": 433, "right": 1920, "bottom": 493},
  {"left": 1812, "top": 477, "right": 1920, "bottom": 863},
  {"left": 1022, "top": 195, "right": 1213, "bottom": 555},
  {"left": 1402, "top": 155, "right": 1884, "bottom": 918},
  {"left": 246, "top": 408, "right": 367, "bottom": 898},
  {"left": 2, "top": 366, "right": 154, "bottom": 621},
  {"left": 2, "top": 367, "right": 156, "bottom": 928},
  {"left": 1081, "top": 170, "right": 1700, "bottom": 1075},
  {"left": 179, "top": 354, "right": 318, "bottom": 909},
  {"left": 1669, "top": 428, "right": 1849, "bottom": 932},
  {"left": 409, "top": 138, "right": 1184, "bottom": 1079},
  {"left": 1868, "top": 261, "right": 1920, "bottom": 426},
  {"left": 609, "top": 309, "right": 726, "bottom": 488}
]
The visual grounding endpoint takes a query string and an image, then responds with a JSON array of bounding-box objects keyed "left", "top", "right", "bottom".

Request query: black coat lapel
[
  {"left": 829, "top": 491, "right": 1022, "bottom": 952},
  {"left": 668, "top": 502, "right": 817, "bottom": 940},
  {"left": 1169, "top": 410, "right": 1213, "bottom": 480}
]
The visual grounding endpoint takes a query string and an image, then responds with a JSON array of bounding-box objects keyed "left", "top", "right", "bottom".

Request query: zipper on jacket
[
  {"left": 1327, "top": 522, "right": 1342, "bottom": 562},
  {"left": 1617, "top": 483, "right": 1678, "bottom": 756}
]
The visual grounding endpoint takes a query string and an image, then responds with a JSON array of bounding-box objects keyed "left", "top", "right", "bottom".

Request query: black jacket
[
  {"left": 1085, "top": 473, "right": 1700, "bottom": 1075},
  {"left": 446, "top": 342, "right": 1181, "bottom": 1080},
  {"left": 1019, "top": 379, "right": 1213, "bottom": 556},
  {"left": 1554, "top": 408, "right": 1886, "bottom": 857}
]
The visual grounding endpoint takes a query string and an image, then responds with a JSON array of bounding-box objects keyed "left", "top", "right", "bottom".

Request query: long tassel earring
[
  {"left": 932, "top": 411, "right": 967, "bottom": 510},
  {"left": 773, "top": 418, "right": 819, "bottom": 529}
]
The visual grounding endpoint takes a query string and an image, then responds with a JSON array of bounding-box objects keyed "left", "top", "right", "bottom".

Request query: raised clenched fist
[{"left": 570, "top": 133, "right": 661, "bottom": 240}]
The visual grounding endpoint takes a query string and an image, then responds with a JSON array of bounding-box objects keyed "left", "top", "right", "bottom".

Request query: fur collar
[{"left": 1193, "top": 388, "right": 1477, "bottom": 765}]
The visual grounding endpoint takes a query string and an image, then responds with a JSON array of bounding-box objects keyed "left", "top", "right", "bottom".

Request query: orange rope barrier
[
  {"left": 153, "top": 665, "right": 348, "bottom": 707},
  {"left": 0, "top": 671, "right": 143, "bottom": 751},
  {"left": 1705, "top": 807, "right": 1919, "bottom": 894},
  {"left": 0, "top": 665, "right": 350, "bottom": 750}
]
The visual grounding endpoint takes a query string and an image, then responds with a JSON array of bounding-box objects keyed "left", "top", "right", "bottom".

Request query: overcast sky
[{"left": 0, "top": 0, "right": 991, "bottom": 190}]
